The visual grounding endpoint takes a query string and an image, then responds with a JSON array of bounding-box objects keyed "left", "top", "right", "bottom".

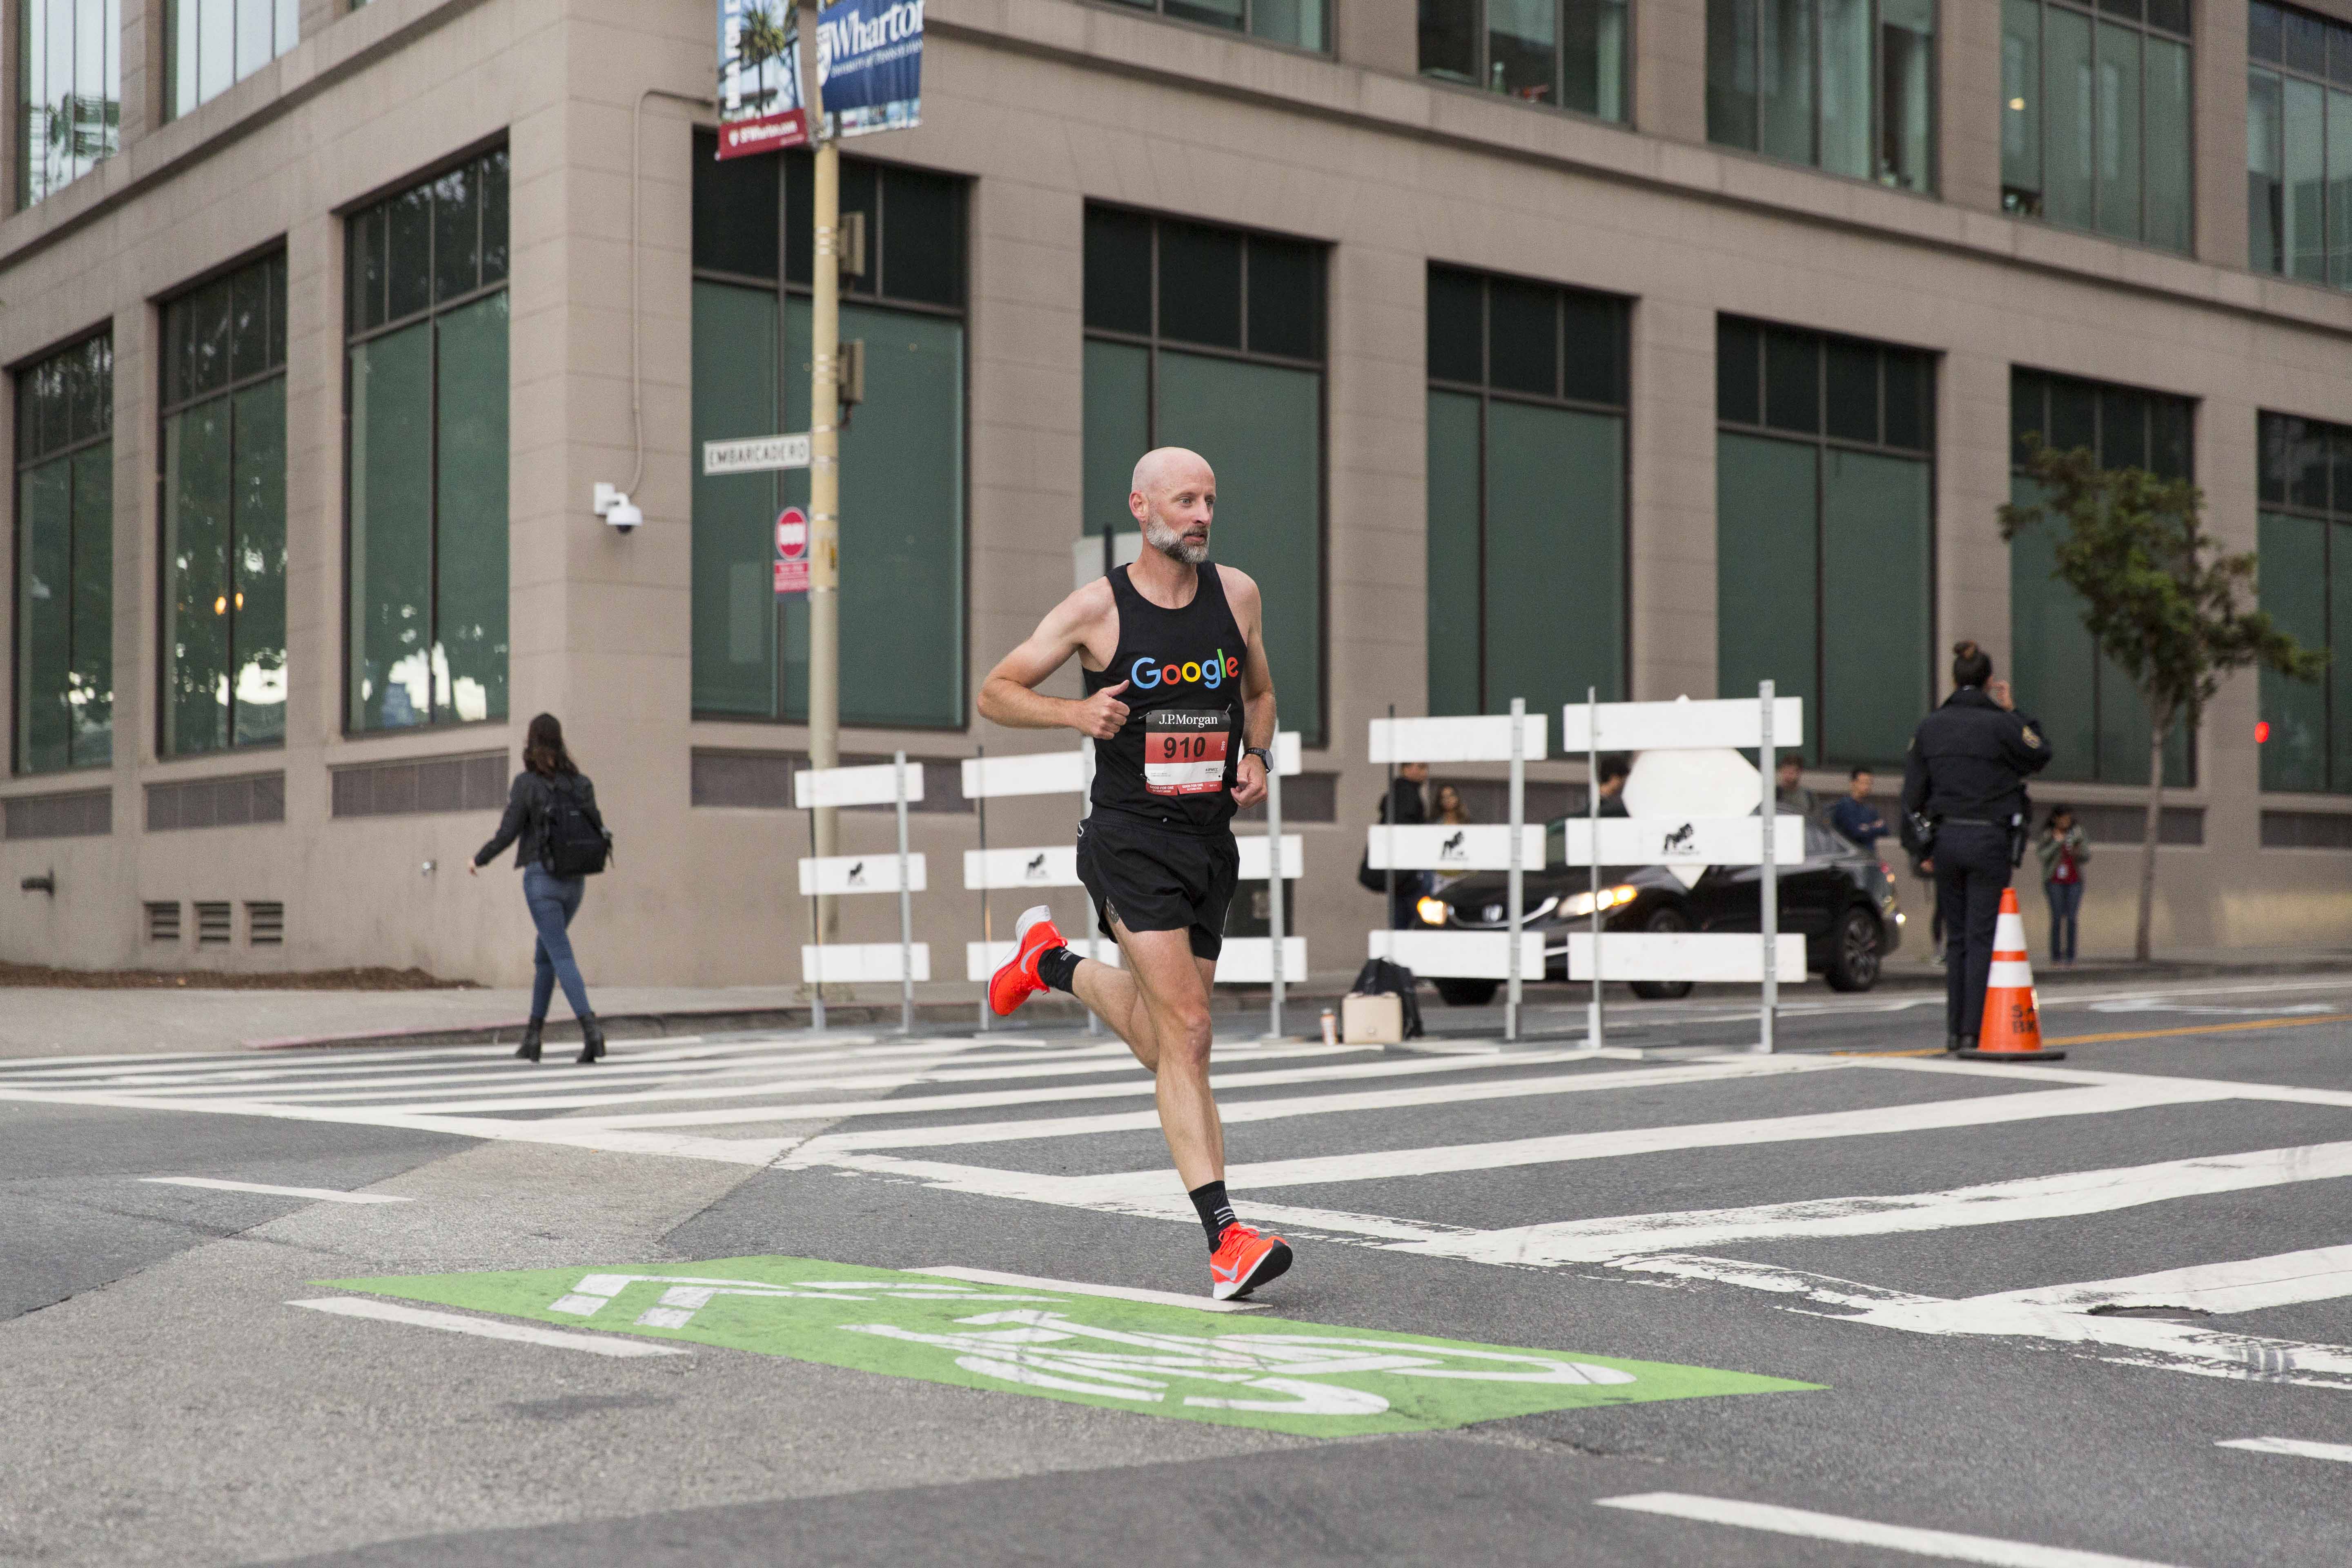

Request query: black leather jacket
[{"left": 474, "top": 771, "right": 603, "bottom": 871}]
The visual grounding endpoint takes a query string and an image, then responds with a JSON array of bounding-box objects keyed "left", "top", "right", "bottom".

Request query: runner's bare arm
[
  {"left": 977, "top": 580, "right": 1132, "bottom": 740},
  {"left": 1221, "top": 567, "right": 1276, "bottom": 810}
]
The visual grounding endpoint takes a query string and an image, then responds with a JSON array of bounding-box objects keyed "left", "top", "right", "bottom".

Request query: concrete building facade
[{"left": 4, "top": 0, "right": 2350, "bottom": 989}]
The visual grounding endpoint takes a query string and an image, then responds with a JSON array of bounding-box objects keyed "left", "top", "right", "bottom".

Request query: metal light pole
[{"left": 804, "top": 5, "right": 842, "bottom": 941}]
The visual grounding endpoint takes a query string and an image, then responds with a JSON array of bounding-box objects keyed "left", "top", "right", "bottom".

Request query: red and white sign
[{"left": 775, "top": 506, "right": 809, "bottom": 595}]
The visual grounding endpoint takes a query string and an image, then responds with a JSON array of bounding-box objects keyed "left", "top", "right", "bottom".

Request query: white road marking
[
  {"left": 905, "top": 1265, "right": 1267, "bottom": 1313},
  {"left": 139, "top": 1176, "right": 413, "bottom": 1204},
  {"left": 288, "top": 1297, "right": 688, "bottom": 1356},
  {"left": 1049, "top": 1081, "right": 2225, "bottom": 1202},
  {"left": 2216, "top": 1436, "right": 2352, "bottom": 1463},
  {"left": 1949, "top": 1245, "right": 2352, "bottom": 1317},
  {"left": 2088, "top": 1000, "right": 2338, "bottom": 1017},
  {"left": 1387, "top": 1140, "right": 2352, "bottom": 1266},
  {"left": 784, "top": 1054, "right": 1848, "bottom": 1156},
  {"left": 1592, "top": 1492, "right": 2188, "bottom": 1567}
]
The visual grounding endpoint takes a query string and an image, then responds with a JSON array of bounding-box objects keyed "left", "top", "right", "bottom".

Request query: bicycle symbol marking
[
  {"left": 548, "top": 1274, "right": 1057, "bottom": 1330},
  {"left": 839, "top": 1309, "right": 1636, "bottom": 1417}
]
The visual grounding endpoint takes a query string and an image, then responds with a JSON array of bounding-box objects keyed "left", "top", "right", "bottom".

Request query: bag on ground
[{"left": 1349, "top": 957, "right": 1424, "bottom": 1040}]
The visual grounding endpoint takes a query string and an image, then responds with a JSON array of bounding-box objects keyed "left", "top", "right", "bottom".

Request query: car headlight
[
  {"left": 1561, "top": 884, "right": 1639, "bottom": 919},
  {"left": 1416, "top": 896, "right": 1450, "bottom": 927}
]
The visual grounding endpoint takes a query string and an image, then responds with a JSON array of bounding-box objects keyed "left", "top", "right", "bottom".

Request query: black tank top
[{"left": 1084, "top": 563, "right": 1245, "bottom": 833}]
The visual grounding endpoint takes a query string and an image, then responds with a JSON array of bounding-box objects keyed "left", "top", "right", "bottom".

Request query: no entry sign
[{"left": 775, "top": 506, "right": 809, "bottom": 594}]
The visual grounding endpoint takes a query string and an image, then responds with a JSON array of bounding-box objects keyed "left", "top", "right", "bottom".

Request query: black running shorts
[{"left": 1075, "top": 808, "right": 1238, "bottom": 962}]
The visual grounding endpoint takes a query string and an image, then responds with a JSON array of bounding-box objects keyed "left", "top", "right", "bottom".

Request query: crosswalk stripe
[
  {"left": 784, "top": 1055, "right": 1847, "bottom": 1156},
  {"left": 289, "top": 1298, "right": 689, "bottom": 1357},
  {"left": 1383, "top": 1140, "right": 2352, "bottom": 1265},
  {"left": 1592, "top": 1492, "right": 2187, "bottom": 1567},
  {"left": 2216, "top": 1437, "right": 2352, "bottom": 1463},
  {"left": 1964, "top": 1244, "right": 2352, "bottom": 1317}
]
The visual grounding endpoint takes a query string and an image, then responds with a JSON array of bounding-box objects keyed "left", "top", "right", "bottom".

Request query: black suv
[{"left": 1412, "top": 815, "right": 1903, "bottom": 1006}]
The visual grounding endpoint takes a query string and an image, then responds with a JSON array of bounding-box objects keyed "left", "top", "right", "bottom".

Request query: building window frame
[
  {"left": 2000, "top": 0, "right": 2194, "bottom": 251},
  {"left": 2007, "top": 365, "right": 2197, "bottom": 788},
  {"left": 157, "top": 248, "right": 290, "bottom": 760},
  {"left": 340, "top": 143, "right": 511, "bottom": 738},
  {"left": 1417, "top": 0, "right": 1632, "bottom": 124},
  {"left": 1081, "top": 202, "right": 1330, "bottom": 746},
  {"left": 1716, "top": 315, "right": 1938, "bottom": 766},
  {"left": 2246, "top": 1, "right": 2352, "bottom": 286},
  {"left": 12, "top": 329, "right": 115, "bottom": 777},
  {"left": 2255, "top": 409, "right": 2352, "bottom": 795},
  {"left": 688, "top": 136, "right": 972, "bottom": 731},
  {"left": 1706, "top": 0, "right": 1940, "bottom": 193},
  {"left": 1094, "top": 0, "right": 1328, "bottom": 53},
  {"left": 17, "top": 0, "right": 122, "bottom": 208},
  {"left": 1425, "top": 263, "right": 1631, "bottom": 719},
  {"left": 163, "top": 0, "right": 299, "bottom": 122}
]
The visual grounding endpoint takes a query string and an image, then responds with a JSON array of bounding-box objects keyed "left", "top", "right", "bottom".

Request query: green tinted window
[
  {"left": 1427, "top": 268, "right": 1628, "bottom": 722},
  {"left": 1707, "top": 0, "right": 1936, "bottom": 191},
  {"left": 19, "top": 0, "right": 120, "bottom": 206},
  {"left": 162, "top": 252, "right": 287, "bottom": 756},
  {"left": 2003, "top": 0, "right": 2192, "bottom": 251},
  {"left": 1419, "top": 1, "right": 1628, "bottom": 123},
  {"left": 689, "top": 134, "right": 970, "bottom": 728},
  {"left": 14, "top": 334, "right": 113, "bottom": 775},
  {"left": 2247, "top": 4, "right": 2352, "bottom": 285},
  {"left": 1081, "top": 207, "right": 1327, "bottom": 744},
  {"left": 2008, "top": 368, "right": 2194, "bottom": 786},
  {"left": 345, "top": 150, "right": 510, "bottom": 733},
  {"left": 2257, "top": 410, "right": 2352, "bottom": 794}
]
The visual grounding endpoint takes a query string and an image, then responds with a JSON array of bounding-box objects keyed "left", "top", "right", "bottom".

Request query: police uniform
[{"left": 1900, "top": 686, "right": 2054, "bottom": 1046}]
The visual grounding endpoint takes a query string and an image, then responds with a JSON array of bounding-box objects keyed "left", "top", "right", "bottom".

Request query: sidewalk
[{"left": 4, "top": 943, "right": 2350, "bottom": 1058}]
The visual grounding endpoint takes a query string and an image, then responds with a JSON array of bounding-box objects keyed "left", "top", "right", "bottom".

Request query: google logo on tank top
[{"left": 1129, "top": 650, "right": 1242, "bottom": 691}]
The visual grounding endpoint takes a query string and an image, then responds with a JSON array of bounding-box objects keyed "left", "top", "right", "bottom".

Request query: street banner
[
  {"left": 817, "top": 0, "right": 922, "bottom": 138},
  {"left": 717, "top": 0, "right": 808, "bottom": 158}
]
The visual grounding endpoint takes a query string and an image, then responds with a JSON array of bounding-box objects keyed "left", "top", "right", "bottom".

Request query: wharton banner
[
  {"left": 717, "top": 0, "right": 808, "bottom": 158},
  {"left": 817, "top": 0, "right": 922, "bottom": 138}
]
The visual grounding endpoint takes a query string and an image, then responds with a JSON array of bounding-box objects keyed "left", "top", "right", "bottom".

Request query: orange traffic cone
[{"left": 1957, "top": 886, "right": 2066, "bottom": 1062}]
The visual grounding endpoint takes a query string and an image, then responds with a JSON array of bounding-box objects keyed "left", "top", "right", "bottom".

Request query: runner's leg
[{"left": 1101, "top": 924, "right": 1223, "bottom": 1189}]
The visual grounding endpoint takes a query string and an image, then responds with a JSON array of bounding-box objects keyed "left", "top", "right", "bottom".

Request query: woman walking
[
  {"left": 471, "top": 713, "right": 611, "bottom": 1063},
  {"left": 2036, "top": 804, "right": 2090, "bottom": 967}
]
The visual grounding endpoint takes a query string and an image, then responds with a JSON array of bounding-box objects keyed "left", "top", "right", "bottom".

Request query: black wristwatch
[{"left": 1244, "top": 746, "right": 1274, "bottom": 771}]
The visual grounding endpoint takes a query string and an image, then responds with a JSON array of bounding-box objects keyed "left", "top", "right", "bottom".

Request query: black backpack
[
  {"left": 541, "top": 778, "right": 612, "bottom": 877},
  {"left": 1350, "top": 957, "right": 1425, "bottom": 1039}
]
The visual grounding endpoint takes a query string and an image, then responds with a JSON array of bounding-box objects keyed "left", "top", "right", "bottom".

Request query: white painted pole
[
  {"left": 1081, "top": 736, "right": 1101, "bottom": 1036},
  {"left": 1757, "top": 680, "right": 1777, "bottom": 1056},
  {"left": 1587, "top": 685, "right": 1602, "bottom": 1052},
  {"left": 1506, "top": 697, "right": 1525, "bottom": 1044},
  {"left": 895, "top": 750, "right": 914, "bottom": 1035},
  {"left": 806, "top": 791, "right": 826, "bottom": 1035},
  {"left": 974, "top": 742, "right": 989, "bottom": 1034},
  {"left": 1265, "top": 721, "right": 1286, "bottom": 1040}
]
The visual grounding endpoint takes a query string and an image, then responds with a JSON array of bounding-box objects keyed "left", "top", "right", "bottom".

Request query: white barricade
[
  {"left": 961, "top": 750, "right": 1087, "bottom": 800},
  {"left": 1559, "top": 696, "right": 1804, "bottom": 753},
  {"left": 1370, "top": 929, "right": 1547, "bottom": 981},
  {"left": 965, "top": 939, "right": 1121, "bottom": 980},
  {"left": 1214, "top": 937, "right": 1308, "bottom": 984},
  {"left": 798, "top": 853, "right": 928, "bottom": 896},
  {"left": 1566, "top": 932, "right": 1806, "bottom": 983},
  {"left": 802, "top": 943, "right": 931, "bottom": 983},
  {"left": 1237, "top": 834, "right": 1304, "bottom": 882},
  {"left": 795, "top": 762, "right": 923, "bottom": 808},
  {"left": 1365, "top": 824, "right": 1545, "bottom": 873},
  {"left": 1370, "top": 713, "right": 1549, "bottom": 764},
  {"left": 1557, "top": 817, "right": 1802, "bottom": 867},
  {"left": 964, "top": 846, "right": 1081, "bottom": 890}
]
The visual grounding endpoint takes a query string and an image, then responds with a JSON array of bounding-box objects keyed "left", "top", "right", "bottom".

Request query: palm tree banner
[{"left": 718, "top": 0, "right": 810, "bottom": 158}]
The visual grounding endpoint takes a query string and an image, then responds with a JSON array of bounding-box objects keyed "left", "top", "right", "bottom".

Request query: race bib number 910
[{"left": 1145, "top": 709, "right": 1231, "bottom": 796}]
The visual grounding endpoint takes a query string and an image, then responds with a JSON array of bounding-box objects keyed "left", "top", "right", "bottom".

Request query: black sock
[
  {"left": 1189, "top": 1181, "right": 1237, "bottom": 1250},
  {"left": 1036, "top": 945, "right": 1081, "bottom": 993}
]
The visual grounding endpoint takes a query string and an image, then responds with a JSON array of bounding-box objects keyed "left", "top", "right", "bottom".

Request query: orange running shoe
[
  {"left": 1209, "top": 1223, "right": 1293, "bottom": 1301},
  {"left": 989, "top": 904, "right": 1065, "bottom": 1017}
]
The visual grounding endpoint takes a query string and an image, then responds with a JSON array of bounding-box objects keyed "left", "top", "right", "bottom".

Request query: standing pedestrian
[
  {"left": 1830, "top": 766, "right": 1888, "bottom": 850},
  {"left": 1595, "top": 753, "right": 1631, "bottom": 817},
  {"left": 1381, "top": 762, "right": 1432, "bottom": 927},
  {"left": 471, "top": 713, "right": 612, "bottom": 1065},
  {"left": 977, "top": 445, "right": 1294, "bottom": 1302},
  {"left": 1775, "top": 757, "right": 1817, "bottom": 817},
  {"left": 1901, "top": 641, "right": 2053, "bottom": 1053},
  {"left": 2036, "top": 804, "right": 2091, "bottom": 967}
]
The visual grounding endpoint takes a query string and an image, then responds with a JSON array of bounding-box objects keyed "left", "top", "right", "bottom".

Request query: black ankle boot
[
  {"left": 514, "top": 1020, "right": 543, "bottom": 1062},
  {"left": 576, "top": 1015, "right": 605, "bottom": 1065}
]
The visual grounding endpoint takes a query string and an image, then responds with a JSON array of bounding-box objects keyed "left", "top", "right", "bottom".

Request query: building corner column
[
  {"left": 1633, "top": 0, "right": 1709, "bottom": 143},
  {"left": 1938, "top": 0, "right": 2002, "bottom": 213},
  {"left": 2195, "top": 0, "right": 2250, "bottom": 270}
]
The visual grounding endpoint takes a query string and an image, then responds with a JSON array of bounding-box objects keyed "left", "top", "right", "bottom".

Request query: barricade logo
[
  {"left": 1440, "top": 831, "right": 1467, "bottom": 862},
  {"left": 1662, "top": 823, "right": 1695, "bottom": 855},
  {"left": 1129, "top": 649, "right": 1242, "bottom": 692},
  {"left": 1024, "top": 853, "right": 1049, "bottom": 880}
]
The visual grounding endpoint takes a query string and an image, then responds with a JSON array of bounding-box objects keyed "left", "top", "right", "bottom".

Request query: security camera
[{"left": 592, "top": 482, "right": 642, "bottom": 534}]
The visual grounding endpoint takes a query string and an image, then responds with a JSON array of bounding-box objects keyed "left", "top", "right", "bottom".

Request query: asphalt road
[{"left": 3, "top": 970, "right": 2350, "bottom": 1566}]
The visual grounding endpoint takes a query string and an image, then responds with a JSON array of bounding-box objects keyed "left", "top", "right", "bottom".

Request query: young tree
[{"left": 2001, "top": 439, "right": 2325, "bottom": 961}]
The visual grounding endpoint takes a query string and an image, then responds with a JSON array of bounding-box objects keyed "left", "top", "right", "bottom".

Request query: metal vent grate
[
  {"left": 247, "top": 902, "right": 284, "bottom": 945},
  {"left": 146, "top": 901, "right": 181, "bottom": 942},
  {"left": 194, "top": 901, "right": 232, "bottom": 946}
]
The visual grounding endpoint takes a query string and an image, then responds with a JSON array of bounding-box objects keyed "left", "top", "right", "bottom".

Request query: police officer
[{"left": 1901, "top": 640, "right": 2053, "bottom": 1052}]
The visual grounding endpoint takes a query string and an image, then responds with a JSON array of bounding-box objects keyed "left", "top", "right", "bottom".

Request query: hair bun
[{"left": 1952, "top": 639, "right": 1979, "bottom": 659}]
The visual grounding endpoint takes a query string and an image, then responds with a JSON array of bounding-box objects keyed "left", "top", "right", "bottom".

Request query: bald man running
[{"left": 978, "top": 447, "right": 1291, "bottom": 1301}]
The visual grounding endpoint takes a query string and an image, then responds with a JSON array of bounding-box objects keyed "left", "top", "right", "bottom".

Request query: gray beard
[{"left": 1143, "top": 517, "right": 1208, "bottom": 565}]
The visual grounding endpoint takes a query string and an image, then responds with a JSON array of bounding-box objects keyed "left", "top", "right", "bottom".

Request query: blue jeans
[
  {"left": 2045, "top": 879, "right": 2083, "bottom": 964},
  {"left": 523, "top": 865, "right": 592, "bottom": 1022}
]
